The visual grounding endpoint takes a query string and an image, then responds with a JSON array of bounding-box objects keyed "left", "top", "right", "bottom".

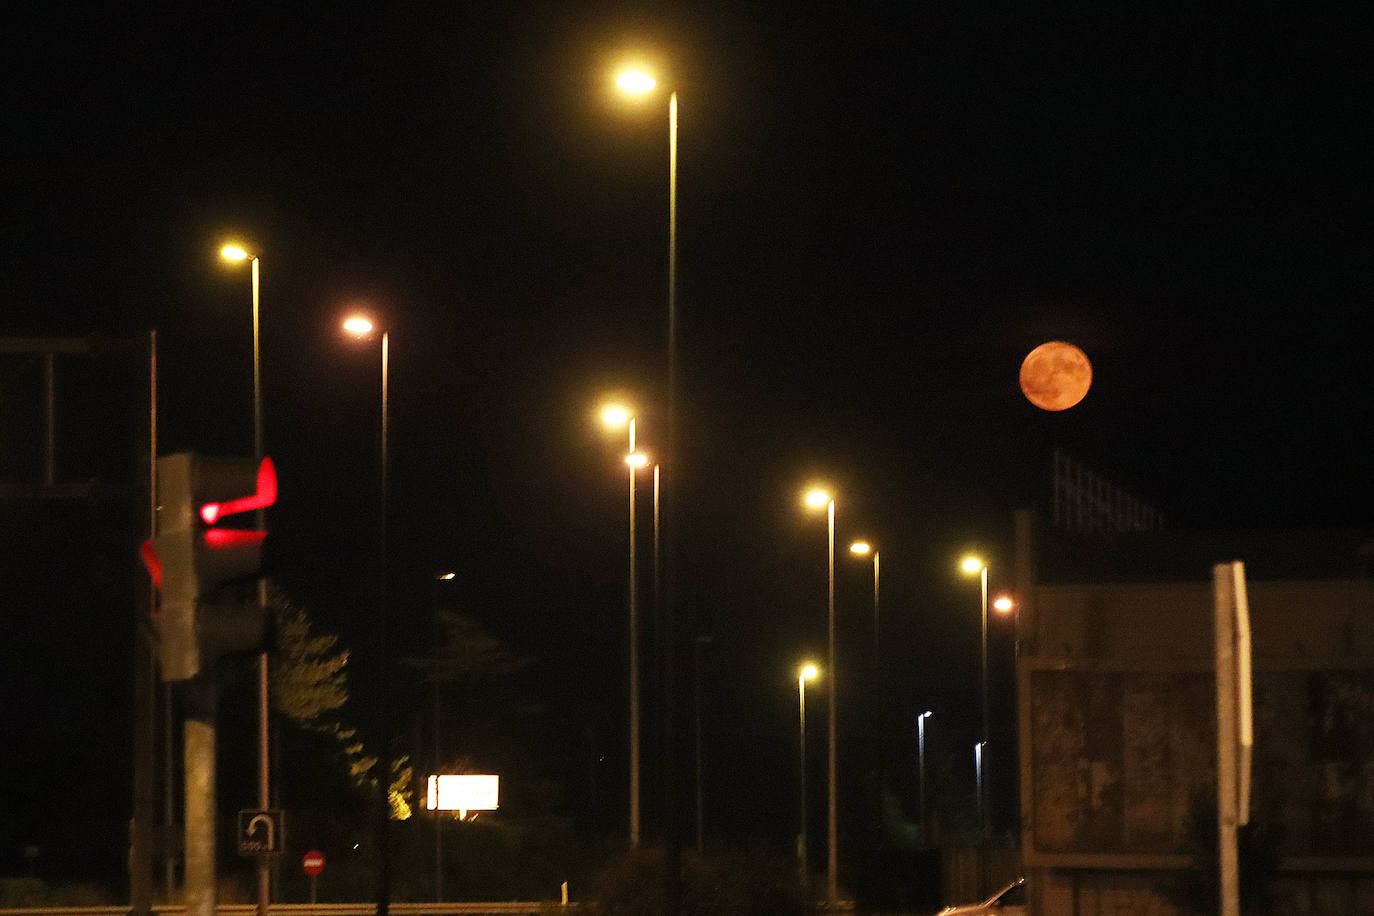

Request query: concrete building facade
[{"left": 1013, "top": 516, "right": 1374, "bottom": 915}]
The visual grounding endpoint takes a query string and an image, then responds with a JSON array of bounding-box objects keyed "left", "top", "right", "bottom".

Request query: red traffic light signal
[
  {"left": 200, "top": 457, "right": 276, "bottom": 524},
  {"left": 142, "top": 452, "right": 276, "bottom": 680}
]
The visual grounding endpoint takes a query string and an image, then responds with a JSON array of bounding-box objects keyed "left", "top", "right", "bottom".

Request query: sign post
[
  {"left": 1214, "top": 561, "right": 1253, "bottom": 916},
  {"left": 302, "top": 850, "right": 325, "bottom": 905}
]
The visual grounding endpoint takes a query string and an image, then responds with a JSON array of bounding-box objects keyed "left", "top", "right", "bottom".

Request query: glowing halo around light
[{"left": 1019, "top": 341, "right": 1092, "bottom": 411}]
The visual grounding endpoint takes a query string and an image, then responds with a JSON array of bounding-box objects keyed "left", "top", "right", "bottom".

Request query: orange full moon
[{"left": 1019, "top": 341, "right": 1092, "bottom": 411}]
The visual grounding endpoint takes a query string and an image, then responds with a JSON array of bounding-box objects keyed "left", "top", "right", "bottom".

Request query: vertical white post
[{"left": 1214, "top": 563, "right": 1240, "bottom": 916}]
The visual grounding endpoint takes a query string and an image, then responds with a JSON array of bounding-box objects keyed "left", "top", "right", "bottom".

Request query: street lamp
[
  {"left": 802, "top": 486, "right": 839, "bottom": 908},
  {"left": 848, "top": 540, "right": 880, "bottom": 665},
  {"left": 975, "top": 741, "right": 985, "bottom": 840},
  {"left": 599, "top": 403, "right": 649, "bottom": 849},
  {"left": 797, "top": 662, "right": 820, "bottom": 884},
  {"left": 342, "top": 313, "right": 392, "bottom": 916},
  {"left": 959, "top": 554, "right": 989, "bottom": 837},
  {"left": 219, "top": 241, "right": 269, "bottom": 916},
  {"left": 431, "top": 571, "right": 458, "bottom": 901},
  {"left": 613, "top": 65, "right": 681, "bottom": 862},
  {"left": 917, "top": 711, "right": 933, "bottom": 845}
]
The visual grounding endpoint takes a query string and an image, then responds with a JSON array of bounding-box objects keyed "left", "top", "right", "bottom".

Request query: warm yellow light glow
[
  {"left": 960, "top": 555, "right": 986, "bottom": 575},
  {"left": 219, "top": 244, "right": 250, "bottom": 262},
  {"left": 800, "top": 663, "right": 820, "bottom": 682},
  {"left": 600, "top": 405, "right": 631, "bottom": 428},
  {"left": 803, "top": 488, "right": 832, "bottom": 510},
  {"left": 849, "top": 541, "right": 872, "bottom": 556},
  {"left": 342, "top": 315, "right": 375, "bottom": 338},
  {"left": 625, "top": 452, "right": 649, "bottom": 468},
  {"left": 437, "top": 572, "right": 456, "bottom": 581},
  {"left": 993, "top": 595, "right": 1014, "bottom": 614},
  {"left": 616, "top": 70, "right": 657, "bottom": 94}
]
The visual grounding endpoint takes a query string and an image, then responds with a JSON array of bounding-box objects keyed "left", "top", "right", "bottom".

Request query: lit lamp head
[
  {"left": 600, "top": 404, "right": 632, "bottom": 429},
  {"left": 625, "top": 451, "right": 649, "bottom": 469},
  {"left": 920, "top": 710, "right": 933, "bottom": 719},
  {"left": 615, "top": 70, "right": 657, "bottom": 95},
  {"left": 219, "top": 243, "right": 252, "bottom": 262},
  {"left": 342, "top": 314, "right": 377, "bottom": 339},
  {"left": 800, "top": 662, "right": 820, "bottom": 682},
  {"left": 959, "top": 555, "right": 986, "bottom": 576},
  {"left": 993, "top": 595, "right": 1015, "bottom": 615},
  {"left": 803, "top": 487, "right": 833, "bottom": 511},
  {"left": 849, "top": 540, "right": 872, "bottom": 556},
  {"left": 437, "top": 572, "right": 456, "bottom": 581}
]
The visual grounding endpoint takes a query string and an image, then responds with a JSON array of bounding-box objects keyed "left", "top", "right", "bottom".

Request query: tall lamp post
[
  {"left": 797, "top": 662, "right": 820, "bottom": 883},
  {"left": 959, "top": 555, "right": 989, "bottom": 836},
  {"left": 614, "top": 69, "right": 680, "bottom": 862},
  {"left": 599, "top": 404, "right": 650, "bottom": 848},
  {"left": 342, "top": 314, "right": 392, "bottom": 916},
  {"left": 848, "top": 541, "right": 880, "bottom": 665},
  {"left": 432, "top": 571, "right": 456, "bottom": 901},
  {"left": 917, "top": 711, "right": 932, "bottom": 844},
  {"left": 803, "top": 487, "right": 839, "bottom": 907},
  {"left": 219, "top": 243, "right": 270, "bottom": 916}
]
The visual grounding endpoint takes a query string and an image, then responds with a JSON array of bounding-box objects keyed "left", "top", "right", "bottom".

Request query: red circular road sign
[{"left": 302, "top": 851, "right": 325, "bottom": 876}]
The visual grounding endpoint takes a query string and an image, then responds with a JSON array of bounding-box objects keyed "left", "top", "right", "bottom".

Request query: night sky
[{"left": 2, "top": 0, "right": 1371, "bottom": 889}]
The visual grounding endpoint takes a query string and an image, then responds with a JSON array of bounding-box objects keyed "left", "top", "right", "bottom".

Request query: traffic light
[{"left": 141, "top": 452, "right": 276, "bottom": 680}]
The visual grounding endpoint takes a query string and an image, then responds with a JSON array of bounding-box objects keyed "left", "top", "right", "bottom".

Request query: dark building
[{"left": 1014, "top": 514, "right": 1374, "bottom": 915}]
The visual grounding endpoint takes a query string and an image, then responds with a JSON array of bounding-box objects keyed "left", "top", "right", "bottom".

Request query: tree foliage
[{"left": 267, "top": 587, "right": 411, "bottom": 817}]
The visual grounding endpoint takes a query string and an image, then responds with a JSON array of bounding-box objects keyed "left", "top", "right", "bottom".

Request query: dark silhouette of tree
[{"left": 268, "top": 587, "right": 411, "bottom": 818}]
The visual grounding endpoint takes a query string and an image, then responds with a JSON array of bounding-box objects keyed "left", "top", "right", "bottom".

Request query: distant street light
[
  {"left": 848, "top": 540, "right": 880, "bottom": 665},
  {"left": 802, "top": 486, "right": 839, "bottom": 907},
  {"left": 917, "top": 711, "right": 933, "bottom": 845},
  {"left": 599, "top": 404, "right": 648, "bottom": 848},
  {"left": 342, "top": 313, "right": 392, "bottom": 916},
  {"left": 975, "top": 741, "right": 985, "bottom": 839},
  {"left": 431, "top": 570, "right": 457, "bottom": 901},
  {"left": 612, "top": 67, "right": 681, "bottom": 860},
  {"left": 959, "top": 554, "right": 990, "bottom": 837},
  {"left": 219, "top": 240, "right": 269, "bottom": 916},
  {"left": 797, "top": 662, "right": 820, "bottom": 884}
]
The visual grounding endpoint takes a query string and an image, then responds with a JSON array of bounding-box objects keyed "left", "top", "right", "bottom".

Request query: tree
[{"left": 268, "top": 587, "right": 410, "bottom": 817}]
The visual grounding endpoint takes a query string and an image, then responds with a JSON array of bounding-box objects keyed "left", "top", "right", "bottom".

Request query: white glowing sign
[{"left": 426, "top": 774, "right": 499, "bottom": 812}]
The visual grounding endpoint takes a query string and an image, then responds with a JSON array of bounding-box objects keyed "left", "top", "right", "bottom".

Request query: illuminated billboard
[{"left": 426, "top": 774, "right": 499, "bottom": 813}]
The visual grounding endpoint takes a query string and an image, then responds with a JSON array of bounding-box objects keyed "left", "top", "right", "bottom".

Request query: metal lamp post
[
  {"left": 803, "top": 487, "right": 839, "bottom": 907},
  {"left": 797, "top": 662, "right": 820, "bottom": 883},
  {"left": 960, "top": 555, "right": 989, "bottom": 836},
  {"left": 219, "top": 242, "right": 270, "bottom": 916},
  {"left": 342, "top": 314, "right": 391, "bottom": 916}
]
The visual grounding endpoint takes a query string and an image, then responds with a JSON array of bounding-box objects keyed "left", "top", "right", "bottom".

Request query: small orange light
[{"left": 993, "top": 596, "right": 1015, "bottom": 614}]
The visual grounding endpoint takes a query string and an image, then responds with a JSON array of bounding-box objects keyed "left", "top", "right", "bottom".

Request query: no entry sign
[{"left": 302, "top": 850, "right": 325, "bottom": 876}]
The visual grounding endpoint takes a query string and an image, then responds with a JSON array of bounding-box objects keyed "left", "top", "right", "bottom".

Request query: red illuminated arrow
[{"left": 200, "top": 457, "right": 277, "bottom": 524}]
